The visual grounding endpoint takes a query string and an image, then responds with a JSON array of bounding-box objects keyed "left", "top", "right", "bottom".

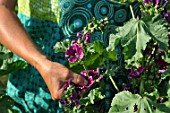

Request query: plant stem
[
  {"left": 109, "top": 76, "right": 119, "bottom": 92},
  {"left": 139, "top": 77, "right": 145, "bottom": 95},
  {"left": 130, "top": 5, "right": 135, "bottom": 19},
  {"left": 82, "top": 61, "right": 89, "bottom": 77}
]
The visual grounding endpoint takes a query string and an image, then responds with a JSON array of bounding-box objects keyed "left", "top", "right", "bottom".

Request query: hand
[{"left": 37, "top": 60, "right": 88, "bottom": 100}]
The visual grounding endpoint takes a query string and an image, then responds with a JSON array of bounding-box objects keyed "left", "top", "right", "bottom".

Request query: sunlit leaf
[{"left": 109, "top": 91, "right": 170, "bottom": 113}]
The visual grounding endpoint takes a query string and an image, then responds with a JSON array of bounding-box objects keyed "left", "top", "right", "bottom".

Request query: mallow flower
[
  {"left": 128, "top": 66, "right": 145, "bottom": 79},
  {"left": 79, "top": 68, "right": 103, "bottom": 89},
  {"left": 65, "top": 43, "right": 84, "bottom": 63},
  {"left": 84, "top": 33, "right": 91, "bottom": 43}
]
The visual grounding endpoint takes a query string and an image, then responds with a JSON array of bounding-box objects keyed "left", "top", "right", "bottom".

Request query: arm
[{"left": 0, "top": 0, "right": 88, "bottom": 100}]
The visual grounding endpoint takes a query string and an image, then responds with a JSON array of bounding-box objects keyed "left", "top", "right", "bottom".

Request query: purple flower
[
  {"left": 65, "top": 43, "right": 84, "bottom": 63},
  {"left": 138, "top": 66, "right": 145, "bottom": 74},
  {"left": 157, "top": 97, "right": 163, "bottom": 103},
  {"left": 101, "top": 24, "right": 104, "bottom": 27},
  {"left": 81, "top": 68, "right": 99, "bottom": 78},
  {"left": 128, "top": 68, "right": 141, "bottom": 79},
  {"left": 128, "top": 66, "right": 145, "bottom": 79},
  {"left": 143, "top": 0, "right": 153, "bottom": 4},
  {"left": 77, "top": 31, "right": 83, "bottom": 39},
  {"left": 79, "top": 68, "right": 102, "bottom": 89},
  {"left": 161, "top": 0, "right": 168, "bottom": 7},
  {"left": 70, "top": 93, "right": 81, "bottom": 106},
  {"left": 154, "top": 0, "right": 160, "bottom": 6},
  {"left": 123, "top": 85, "right": 132, "bottom": 91},
  {"left": 84, "top": 33, "right": 91, "bottom": 43},
  {"left": 60, "top": 99, "right": 69, "bottom": 106},
  {"left": 163, "top": 12, "right": 170, "bottom": 24},
  {"left": 89, "top": 22, "right": 94, "bottom": 27},
  {"left": 158, "top": 69, "right": 166, "bottom": 74},
  {"left": 64, "top": 79, "right": 73, "bottom": 89},
  {"left": 143, "top": 0, "right": 168, "bottom": 7},
  {"left": 97, "top": 76, "right": 104, "bottom": 81}
]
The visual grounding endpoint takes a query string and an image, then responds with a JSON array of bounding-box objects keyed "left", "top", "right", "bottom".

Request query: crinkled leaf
[
  {"left": 94, "top": 40, "right": 104, "bottom": 54},
  {"left": 142, "top": 14, "right": 169, "bottom": 50},
  {"left": 54, "top": 39, "right": 71, "bottom": 52},
  {"left": 107, "top": 34, "right": 121, "bottom": 51},
  {"left": 120, "top": 18, "right": 152, "bottom": 60},
  {"left": 103, "top": 50, "right": 118, "bottom": 61},
  {"left": 0, "top": 60, "right": 27, "bottom": 76},
  {"left": 109, "top": 91, "right": 170, "bottom": 113},
  {"left": 84, "top": 53, "right": 104, "bottom": 70}
]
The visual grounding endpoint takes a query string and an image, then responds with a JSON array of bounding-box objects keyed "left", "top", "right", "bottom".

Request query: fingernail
[{"left": 84, "top": 80, "right": 88, "bottom": 86}]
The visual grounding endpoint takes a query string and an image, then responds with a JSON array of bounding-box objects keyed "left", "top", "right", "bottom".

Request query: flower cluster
[
  {"left": 65, "top": 43, "right": 84, "bottom": 63},
  {"left": 143, "top": 0, "right": 168, "bottom": 7},
  {"left": 141, "top": 0, "right": 169, "bottom": 16},
  {"left": 128, "top": 66, "right": 145, "bottom": 79},
  {"left": 54, "top": 1, "right": 170, "bottom": 112},
  {"left": 60, "top": 69, "right": 103, "bottom": 107},
  {"left": 59, "top": 18, "right": 109, "bottom": 107}
]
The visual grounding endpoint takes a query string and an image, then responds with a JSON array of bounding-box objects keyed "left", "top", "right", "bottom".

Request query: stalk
[
  {"left": 82, "top": 61, "right": 89, "bottom": 77},
  {"left": 139, "top": 77, "right": 145, "bottom": 95},
  {"left": 130, "top": 4, "right": 135, "bottom": 19},
  {"left": 109, "top": 76, "right": 119, "bottom": 92}
]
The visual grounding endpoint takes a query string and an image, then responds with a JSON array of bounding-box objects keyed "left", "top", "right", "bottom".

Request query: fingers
[
  {"left": 71, "top": 72, "right": 88, "bottom": 86},
  {"left": 51, "top": 83, "right": 65, "bottom": 100}
]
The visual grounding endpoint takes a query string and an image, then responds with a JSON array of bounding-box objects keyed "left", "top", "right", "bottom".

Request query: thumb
[{"left": 71, "top": 72, "right": 88, "bottom": 86}]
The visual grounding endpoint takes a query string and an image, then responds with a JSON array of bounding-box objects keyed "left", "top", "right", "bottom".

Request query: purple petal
[
  {"left": 65, "top": 43, "right": 84, "bottom": 63},
  {"left": 84, "top": 33, "right": 91, "bottom": 43},
  {"left": 77, "top": 31, "right": 83, "bottom": 38},
  {"left": 128, "top": 68, "right": 141, "bottom": 79},
  {"left": 97, "top": 76, "right": 104, "bottom": 81},
  {"left": 158, "top": 69, "right": 165, "bottom": 74},
  {"left": 68, "top": 57, "right": 78, "bottom": 63}
]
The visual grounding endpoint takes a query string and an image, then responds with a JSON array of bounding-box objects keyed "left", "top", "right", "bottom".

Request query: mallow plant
[{"left": 54, "top": 0, "right": 170, "bottom": 113}]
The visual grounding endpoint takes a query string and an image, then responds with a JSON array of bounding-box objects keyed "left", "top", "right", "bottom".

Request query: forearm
[{"left": 0, "top": 5, "right": 49, "bottom": 68}]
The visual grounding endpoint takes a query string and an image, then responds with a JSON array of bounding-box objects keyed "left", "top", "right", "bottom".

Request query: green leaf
[
  {"left": 84, "top": 53, "right": 104, "bottom": 70},
  {"left": 121, "top": 18, "right": 151, "bottom": 60},
  {"left": 143, "top": 14, "right": 169, "bottom": 50},
  {"left": 158, "top": 80, "right": 170, "bottom": 97},
  {"left": 94, "top": 40, "right": 104, "bottom": 54},
  {"left": 109, "top": 91, "right": 170, "bottom": 113},
  {"left": 107, "top": 34, "right": 121, "bottom": 51},
  {"left": 87, "top": 88, "right": 104, "bottom": 104},
  {"left": 104, "top": 50, "right": 118, "bottom": 61},
  {"left": 54, "top": 39, "right": 71, "bottom": 52},
  {"left": 0, "top": 60, "right": 27, "bottom": 76}
]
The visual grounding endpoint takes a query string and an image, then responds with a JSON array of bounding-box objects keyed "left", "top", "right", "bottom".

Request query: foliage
[
  {"left": 0, "top": 0, "right": 169, "bottom": 113},
  {"left": 0, "top": 44, "right": 27, "bottom": 113},
  {"left": 108, "top": 91, "right": 170, "bottom": 113},
  {"left": 54, "top": 0, "right": 170, "bottom": 113}
]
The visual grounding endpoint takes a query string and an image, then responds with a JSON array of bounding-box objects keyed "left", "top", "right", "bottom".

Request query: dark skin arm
[{"left": 0, "top": 0, "right": 88, "bottom": 100}]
